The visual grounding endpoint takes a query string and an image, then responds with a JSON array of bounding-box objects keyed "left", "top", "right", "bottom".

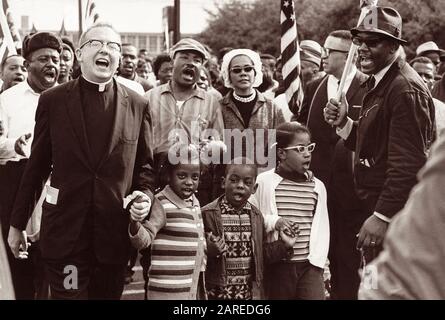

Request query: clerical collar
[{"left": 80, "top": 76, "right": 113, "bottom": 92}]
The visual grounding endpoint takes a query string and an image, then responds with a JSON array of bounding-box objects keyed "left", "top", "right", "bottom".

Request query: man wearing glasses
[
  {"left": 324, "top": 7, "right": 435, "bottom": 266},
  {"left": 8, "top": 23, "right": 161, "bottom": 299},
  {"left": 298, "top": 30, "right": 368, "bottom": 300}
]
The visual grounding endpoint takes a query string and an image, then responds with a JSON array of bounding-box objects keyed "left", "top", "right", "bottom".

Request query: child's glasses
[{"left": 283, "top": 143, "right": 316, "bottom": 153}]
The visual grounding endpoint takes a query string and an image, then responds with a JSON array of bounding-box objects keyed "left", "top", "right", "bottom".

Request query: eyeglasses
[
  {"left": 230, "top": 66, "right": 255, "bottom": 74},
  {"left": 352, "top": 36, "right": 384, "bottom": 48},
  {"left": 283, "top": 142, "right": 316, "bottom": 153},
  {"left": 321, "top": 48, "right": 348, "bottom": 58},
  {"left": 79, "top": 39, "right": 121, "bottom": 52}
]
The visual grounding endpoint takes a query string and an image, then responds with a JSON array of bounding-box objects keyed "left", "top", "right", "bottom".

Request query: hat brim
[{"left": 351, "top": 27, "right": 407, "bottom": 44}]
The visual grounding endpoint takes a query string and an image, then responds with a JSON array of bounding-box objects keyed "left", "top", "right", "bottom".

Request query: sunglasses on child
[
  {"left": 283, "top": 143, "right": 316, "bottom": 153},
  {"left": 230, "top": 66, "right": 255, "bottom": 74}
]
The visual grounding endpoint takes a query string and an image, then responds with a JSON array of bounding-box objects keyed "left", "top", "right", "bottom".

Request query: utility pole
[
  {"left": 78, "top": 0, "right": 83, "bottom": 40},
  {"left": 174, "top": 0, "right": 180, "bottom": 44}
]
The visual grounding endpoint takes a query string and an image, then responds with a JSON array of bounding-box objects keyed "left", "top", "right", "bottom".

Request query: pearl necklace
[{"left": 233, "top": 91, "right": 256, "bottom": 103}]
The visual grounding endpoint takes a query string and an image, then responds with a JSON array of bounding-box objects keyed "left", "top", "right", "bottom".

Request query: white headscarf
[{"left": 220, "top": 49, "right": 263, "bottom": 89}]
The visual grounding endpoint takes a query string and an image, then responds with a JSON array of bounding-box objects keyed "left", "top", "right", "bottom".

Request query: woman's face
[
  {"left": 197, "top": 68, "right": 210, "bottom": 90},
  {"left": 229, "top": 55, "right": 255, "bottom": 93}
]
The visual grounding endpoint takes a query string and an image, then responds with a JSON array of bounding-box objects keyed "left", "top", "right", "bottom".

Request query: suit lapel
[
  {"left": 97, "top": 80, "right": 128, "bottom": 168},
  {"left": 65, "top": 79, "right": 94, "bottom": 169}
]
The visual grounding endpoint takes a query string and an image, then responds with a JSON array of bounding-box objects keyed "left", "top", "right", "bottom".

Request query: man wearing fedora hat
[
  {"left": 324, "top": 7, "right": 435, "bottom": 263},
  {"left": 416, "top": 41, "right": 444, "bottom": 71}
]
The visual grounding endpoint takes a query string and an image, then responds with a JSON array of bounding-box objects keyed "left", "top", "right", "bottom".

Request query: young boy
[
  {"left": 202, "top": 157, "right": 297, "bottom": 300},
  {"left": 129, "top": 144, "right": 207, "bottom": 300}
]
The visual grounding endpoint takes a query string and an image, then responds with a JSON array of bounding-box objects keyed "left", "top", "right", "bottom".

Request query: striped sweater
[{"left": 148, "top": 185, "right": 206, "bottom": 300}]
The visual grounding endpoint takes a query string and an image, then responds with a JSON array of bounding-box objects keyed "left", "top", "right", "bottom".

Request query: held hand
[
  {"left": 356, "top": 214, "right": 389, "bottom": 249},
  {"left": 279, "top": 229, "right": 297, "bottom": 249},
  {"left": 324, "top": 92, "right": 349, "bottom": 127},
  {"left": 206, "top": 232, "right": 228, "bottom": 257},
  {"left": 8, "top": 226, "right": 30, "bottom": 259},
  {"left": 14, "top": 133, "right": 32, "bottom": 157},
  {"left": 275, "top": 218, "right": 297, "bottom": 238},
  {"left": 127, "top": 191, "right": 151, "bottom": 222}
]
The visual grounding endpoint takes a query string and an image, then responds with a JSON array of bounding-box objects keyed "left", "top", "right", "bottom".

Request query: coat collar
[
  {"left": 159, "top": 82, "right": 206, "bottom": 100},
  {"left": 160, "top": 185, "right": 199, "bottom": 209},
  {"left": 221, "top": 89, "right": 266, "bottom": 126}
]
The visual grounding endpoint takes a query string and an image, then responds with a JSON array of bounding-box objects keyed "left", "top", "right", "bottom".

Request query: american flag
[
  {"left": 85, "top": 0, "right": 100, "bottom": 28},
  {"left": 280, "top": 0, "right": 304, "bottom": 117},
  {"left": 0, "top": 0, "right": 21, "bottom": 63}
]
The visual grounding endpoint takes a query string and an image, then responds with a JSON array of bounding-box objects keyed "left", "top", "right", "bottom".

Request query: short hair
[
  {"left": 153, "top": 53, "right": 172, "bottom": 77},
  {"left": 409, "top": 56, "right": 435, "bottom": 68},
  {"left": 78, "top": 22, "right": 120, "bottom": 48},
  {"left": 260, "top": 53, "right": 276, "bottom": 61},
  {"left": 1, "top": 54, "right": 22, "bottom": 72},
  {"left": 328, "top": 30, "right": 352, "bottom": 41},
  {"left": 275, "top": 122, "right": 311, "bottom": 149},
  {"left": 224, "top": 157, "right": 258, "bottom": 178},
  {"left": 165, "top": 143, "right": 202, "bottom": 171}
]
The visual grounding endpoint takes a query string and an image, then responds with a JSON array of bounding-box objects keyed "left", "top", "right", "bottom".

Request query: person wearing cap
[
  {"left": 7, "top": 22, "right": 161, "bottom": 300},
  {"left": 0, "top": 31, "right": 62, "bottom": 300},
  {"left": 144, "top": 37, "right": 224, "bottom": 203},
  {"left": 324, "top": 7, "right": 435, "bottom": 264},
  {"left": 58, "top": 37, "right": 75, "bottom": 84},
  {"left": 0, "top": 55, "right": 27, "bottom": 93},
  {"left": 297, "top": 30, "right": 368, "bottom": 300},
  {"left": 416, "top": 41, "right": 443, "bottom": 70},
  {"left": 300, "top": 40, "right": 325, "bottom": 86}
]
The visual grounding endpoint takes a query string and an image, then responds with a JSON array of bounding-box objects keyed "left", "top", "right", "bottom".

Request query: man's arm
[{"left": 0, "top": 103, "right": 17, "bottom": 159}]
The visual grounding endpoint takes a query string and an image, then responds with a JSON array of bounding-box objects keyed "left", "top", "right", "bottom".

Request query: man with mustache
[
  {"left": 0, "top": 32, "right": 62, "bottom": 299},
  {"left": 0, "top": 55, "right": 27, "bottom": 93},
  {"left": 7, "top": 23, "right": 161, "bottom": 299},
  {"left": 324, "top": 7, "right": 435, "bottom": 263},
  {"left": 116, "top": 43, "right": 153, "bottom": 95},
  {"left": 144, "top": 38, "right": 224, "bottom": 196}
]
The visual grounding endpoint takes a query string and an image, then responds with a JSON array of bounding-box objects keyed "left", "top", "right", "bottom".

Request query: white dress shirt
[{"left": 0, "top": 80, "right": 41, "bottom": 164}]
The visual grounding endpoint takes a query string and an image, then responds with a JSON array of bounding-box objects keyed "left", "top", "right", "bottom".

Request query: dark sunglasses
[
  {"left": 230, "top": 66, "right": 255, "bottom": 74},
  {"left": 352, "top": 36, "right": 384, "bottom": 48}
]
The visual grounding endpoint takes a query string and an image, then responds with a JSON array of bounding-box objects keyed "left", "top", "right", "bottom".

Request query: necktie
[{"left": 367, "top": 75, "right": 376, "bottom": 91}]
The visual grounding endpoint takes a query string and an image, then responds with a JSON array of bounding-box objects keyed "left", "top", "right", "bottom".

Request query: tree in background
[{"left": 198, "top": 0, "right": 445, "bottom": 59}]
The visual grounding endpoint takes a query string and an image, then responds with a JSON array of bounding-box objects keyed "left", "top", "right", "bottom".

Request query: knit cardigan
[{"left": 250, "top": 169, "right": 330, "bottom": 268}]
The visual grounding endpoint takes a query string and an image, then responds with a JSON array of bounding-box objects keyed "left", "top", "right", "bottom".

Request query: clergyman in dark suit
[
  {"left": 8, "top": 22, "right": 164, "bottom": 299},
  {"left": 298, "top": 30, "right": 369, "bottom": 299}
]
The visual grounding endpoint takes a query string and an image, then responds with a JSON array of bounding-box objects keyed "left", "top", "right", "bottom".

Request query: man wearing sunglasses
[
  {"left": 324, "top": 7, "right": 435, "bottom": 267},
  {"left": 8, "top": 22, "right": 159, "bottom": 299},
  {"left": 298, "top": 30, "right": 369, "bottom": 300}
]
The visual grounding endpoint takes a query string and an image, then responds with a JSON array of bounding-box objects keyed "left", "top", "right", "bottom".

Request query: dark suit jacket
[
  {"left": 10, "top": 78, "right": 155, "bottom": 264},
  {"left": 298, "top": 71, "right": 368, "bottom": 191},
  {"left": 345, "top": 58, "right": 436, "bottom": 218}
]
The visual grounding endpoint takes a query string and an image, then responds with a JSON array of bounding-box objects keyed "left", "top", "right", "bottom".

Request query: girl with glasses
[{"left": 251, "top": 122, "right": 330, "bottom": 300}]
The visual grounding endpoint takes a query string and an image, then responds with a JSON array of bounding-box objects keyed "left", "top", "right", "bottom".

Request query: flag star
[
  {"left": 290, "top": 13, "right": 295, "bottom": 21},
  {"left": 284, "top": 1, "right": 289, "bottom": 7}
]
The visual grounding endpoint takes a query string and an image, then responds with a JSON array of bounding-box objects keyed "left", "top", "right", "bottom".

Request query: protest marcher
[
  {"left": 300, "top": 40, "right": 325, "bottom": 86},
  {"left": 416, "top": 41, "right": 443, "bottom": 72},
  {"left": 0, "top": 55, "right": 27, "bottom": 93},
  {"left": 197, "top": 65, "right": 222, "bottom": 100},
  {"left": 258, "top": 53, "right": 279, "bottom": 100},
  {"left": 0, "top": 32, "right": 62, "bottom": 300},
  {"left": 324, "top": 7, "right": 436, "bottom": 264},
  {"left": 58, "top": 37, "right": 75, "bottom": 84},
  {"left": 129, "top": 144, "right": 204, "bottom": 300},
  {"left": 410, "top": 56, "right": 445, "bottom": 135},
  {"left": 251, "top": 122, "right": 329, "bottom": 300},
  {"left": 152, "top": 53, "right": 173, "bottom": 86},
  {"left": 298, "top": 30, "right": 368, "bottom": 299},
  {"left": 8, "top": 22, "right": 156, "bottom": 300},
  {"left": 144, "top": 37, "right": 224, "bottom": 204},
  {"left": 359, "top": 132, "right": 445, "bottom": 300},
  {"left": 203, "top": 158, "right": 296, "bottom": 300}
]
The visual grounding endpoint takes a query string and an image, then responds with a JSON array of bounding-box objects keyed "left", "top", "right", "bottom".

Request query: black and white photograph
[{"left": 0, "top": 0, "right": 444, "bottom": 308}]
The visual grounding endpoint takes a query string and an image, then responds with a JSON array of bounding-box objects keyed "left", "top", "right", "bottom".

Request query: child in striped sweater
[
  {"left": 129, "top": 144, "right": 207, "bottom": 300},
  {"left": 252, "top": 122, "right": 330, "bottom": 299}
]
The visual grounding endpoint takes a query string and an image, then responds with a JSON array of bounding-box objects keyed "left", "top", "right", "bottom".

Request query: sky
[{"left": 9, "top": 0, "right": 224, "bottom": 34}]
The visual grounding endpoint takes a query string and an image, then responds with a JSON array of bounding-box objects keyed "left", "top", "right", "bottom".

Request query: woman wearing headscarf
[{"left": 219, "top": 49, "right": 285, "bottom": 167}]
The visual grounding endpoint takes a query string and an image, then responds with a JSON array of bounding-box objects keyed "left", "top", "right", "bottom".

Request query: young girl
[
  {"left": 129, "top": 144, "right": 207, "bottom": 300},
  {"left": 252, "top": 122, "right": 330, "bottom": 300}
]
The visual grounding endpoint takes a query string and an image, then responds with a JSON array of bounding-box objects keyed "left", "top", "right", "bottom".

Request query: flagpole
[
  {"left": 78, "top": 0, "right": 83, "bottom": 40},
  {"left": 0, "top": 0, "right": 16, "bottom": 55}
]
